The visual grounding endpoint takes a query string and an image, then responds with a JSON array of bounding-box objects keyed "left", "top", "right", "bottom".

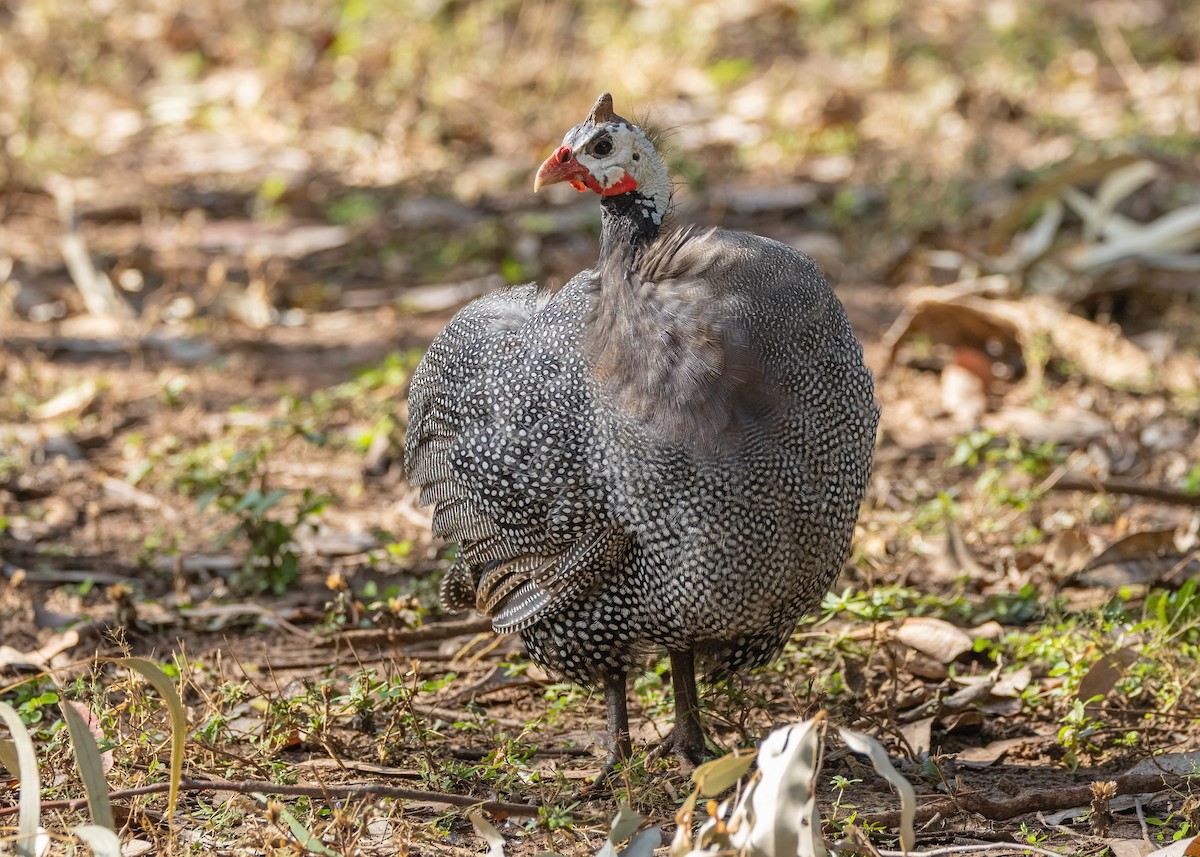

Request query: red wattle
[{"left": 583, "top": 171, "right": 638, "bottom": 197}]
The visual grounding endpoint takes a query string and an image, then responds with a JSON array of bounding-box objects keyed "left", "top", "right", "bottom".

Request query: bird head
[{"left": 534, "top": 93, "right": 670, "bottom": 225}]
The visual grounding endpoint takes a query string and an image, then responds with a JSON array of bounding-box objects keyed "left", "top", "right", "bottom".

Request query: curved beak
[{"left": 534, "top": 145, "right": 589, "bottom": 193}]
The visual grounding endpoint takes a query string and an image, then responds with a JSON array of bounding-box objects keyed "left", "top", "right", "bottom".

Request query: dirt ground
[
  {"left": 3, "top": 1, "right": 1200, "bottom": 854},
  {"left": 4, "top": 236, "right": 1200, "bottom": 854}
]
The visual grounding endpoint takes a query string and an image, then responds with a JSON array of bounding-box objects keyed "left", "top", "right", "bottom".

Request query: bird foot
[
  {"left": 574, "top": 741, "right": 633, "bottom": 798},
  {"left": 646, "top": 723, "right": 710, "bottom": 770}
]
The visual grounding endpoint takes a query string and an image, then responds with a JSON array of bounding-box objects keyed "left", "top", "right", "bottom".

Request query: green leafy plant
[
  {"left": 1056, "top": 698, "right": 1102, "bottom": 770},
  {"left": 173, "top": 440, "right": 329, "bottom": 594}
]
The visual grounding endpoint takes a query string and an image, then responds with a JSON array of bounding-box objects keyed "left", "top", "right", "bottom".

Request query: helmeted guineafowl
[{"left": 404, "top": 92, "right": 879, "bottom": 773}]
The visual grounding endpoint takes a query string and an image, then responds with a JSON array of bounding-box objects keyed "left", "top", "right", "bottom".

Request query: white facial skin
[
  {"left": 572, "top": 125, "right": 642, "bottom": 189},
  {"left": 565, "top": 123, "right": 671, "bottom": 225}
]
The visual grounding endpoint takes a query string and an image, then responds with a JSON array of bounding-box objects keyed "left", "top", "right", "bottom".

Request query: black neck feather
[{"left": 599, "top": 191, "right": 662, "bottom": 262}]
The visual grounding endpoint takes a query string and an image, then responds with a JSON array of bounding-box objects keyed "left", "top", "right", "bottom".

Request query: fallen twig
[
  {"left": 0, "top": 777, "right": 539, "bottom": 819},
  {"left": 1050, "top": 474, "right": 1200, "bottom": 508},
  {"left": 320, "top": 616, "right": 495, "bottom": 648},
  {"left": 872, "top": 844, "right": 1070, "bottom": 857},
  {"left": 866, "top": 771, "right": 1191, "bottom": 829}
]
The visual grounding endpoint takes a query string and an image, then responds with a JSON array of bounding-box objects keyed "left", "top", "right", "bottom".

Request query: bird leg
[
  {"left": 575, "top": 674, "right": 632, "bottom": 796},
  {"left": 648, "top": 648, "right": 710, "bottom": 768},
  {"left": 597, "top": 671, "right": 633, "bottom": 780}
]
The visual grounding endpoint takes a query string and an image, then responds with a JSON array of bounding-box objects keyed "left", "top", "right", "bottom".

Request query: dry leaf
[
  {"left": 1124, "top": 750, "right": 1200, "bottom": 778},
  {"left": 32, "top": 380, "right": 98, "bottom": 421},
  {"left": 942, "top": 710, "right": 984, "bottom": 731},
  {"left": 886, "top": 286, "right": 1158, "bottom": 393},
  {"left": 1148, "top": 835, "right": 1200, "bottom": 857},
  {"left": 1045, "top": 527, "right": 1096, "bottom": 577},
  {"left": 968, "top": 621, "right": 1005, "bottom": 641},
  {"left": 984, "top": 406, "right": 1110, "bottom": 447},
  {"left": 897, "top": 647, "right": 950, "bottom": 680},
  {"left": 1076, "top": 650, "right": 1137, "bottom": 706},
  {"left": 1103, "top": 839, "right": 1156, "bottom": 857},
  {"left": 957, "top": 735, "right": 1047, "bottom": 766},
  {"left": 1079, "top": 528, "right": 1182, "bottom": 587},
  {"left": 1089, "top": 528, "right": 1179, "bottom": 564},
  {"left": 898, "top": 716, "right": 934, "bottom": 755},
  {"left": 895, "top": 617, "right": 974, "bottom": 664},
  {"left": 988, "top": 666, "right": 1033, "bottom": 698},
  {"left": 943, "top": 676, "right": 997, "bottom": 709},
  {"left": 941, "top": 363, "right": 987, "bottom": 424}
]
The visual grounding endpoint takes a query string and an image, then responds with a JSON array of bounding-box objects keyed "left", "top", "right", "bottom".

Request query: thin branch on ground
[
  {"left": 866, "top": 771, "right": 1193, "bottom": 828},
  {"left": 1049, "top": 474, "right": 1200, "bottom": 508},
  {"left": 872, "top": 844, "right": 1075, "bottom": 857},
  {"left": 0, "top": 778, "right": 540, "bottom": 819},
  {"left": 320, "top": 616, "right": 495, "bottom": 647}
]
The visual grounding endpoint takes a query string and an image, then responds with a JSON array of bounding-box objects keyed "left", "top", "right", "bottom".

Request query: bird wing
[{"left": 405, "top": 283, "right": 631, "bottom": 632}]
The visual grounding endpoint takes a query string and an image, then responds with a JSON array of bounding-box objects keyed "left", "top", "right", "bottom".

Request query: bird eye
[{"left": 592, "top": 137, "right": 613, "bottom": 156}]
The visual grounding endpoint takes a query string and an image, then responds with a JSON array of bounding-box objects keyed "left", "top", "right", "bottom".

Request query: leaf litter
[{"left": 3, "top": 0, "right": 1200, "bottom": 854}]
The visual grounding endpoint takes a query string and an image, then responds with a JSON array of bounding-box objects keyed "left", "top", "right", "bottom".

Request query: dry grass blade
[
  {"left": 72, "top": 824, "right": 121, "bottom": 857},
  {"left": 727, "top": 717, "right": 827, "bottom": 857},
  {"left": 114, "top": 658, "right": 186, "bottom": 819},
  {"left": 1086, "top": 160, "right": 1161, "bottom": 241},
  {"left": 838, "top": 727, "right": 916, "bottom": 853},
  {"left": 1013, "top": 198, "right": 1064, "bottom": 268},
  {"left": 254, "top": 793, "right": 338, "bottom": 856},
  {"left": 0, "top": 701, "right": 42, "bottom": 857},
  {"left": 987, "top": 154, "right": 1141, "bottom": 253},
  {"left": 47, "top": 176, "right": 130, "bottom": 320},
  {"left": 468, "top": 810, "right": 507, "bottom": 857},
  {"left": 598, "top": 805, "right": 661, "bottom": 857},
  {"left": 692, "top": 749, "right": 757, "bottom": 797},
  {"left": 0, "top": 736, "right": 19, "bottom": 776},
  {"left": 1068, "top": 205, "right": 1200, "bottom": 271},
  {"left": 58, "top": 699, "right": 115, "bottom": 830}
]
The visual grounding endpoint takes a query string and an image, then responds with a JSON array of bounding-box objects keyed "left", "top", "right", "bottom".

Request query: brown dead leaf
[
  {"left": 886, "top": 286, "right": 1158, "bottom": 393},
  {"left": 1048, "top": 311, "right": 1157, "bottom": 392},
  {"left": 979, "top": 696, "right": 1023, "bottom": 716},
  {"left": 1046, "top": 527, "right": 1096, "bottom": 578},
  {"left": 957, "top": 735, "right": 1048, "bottom": 766},
  {"left": 968, "top": 621, "right": 1005, "bottom": 641},
  {"left": 896, "top": 646, "right": 951, "bottom": 680},
  {"left": 899, "top": 716, "right": 934, "bottom": 755},
  {"left": 941, "top": 363, "right": 988, "bottom": 425},
  {"left": 1124, "top": 750, "right": 1200, "bottom": 778},
  {"left": 1089, "top": 528, "right": 1179, "bottom": 564},
  {"left": 942, "top": 709, "right": 984, "bottom": 732},
  {"left": 883, "top": 280, "right": 1023, "bottom": 376},
  {"left": 1145, "top": 835, "right": 1200, "bottom": 857},
  {"left": 32, "top": 379, "right": 98, "bottom": 420},
  {"left": 992, "top": 666, "right": 1033, "bottom": 698},
  {"left": 1104, "top": 840, "right": 1156, "bottom": 857},
  {"left": 1076, "top": 650, "right": 1138, "bottom": 707},
  {"left": 984, "top": 406, "right": 1110, "bottom": 447},
  {"left": 1078, "top": 528, "right": 1182, "bottom": 587},
  {"left": 943, "top": 676, "right": 997, "bottom": 710},
  {"left": 895, "top": 617, "right": 975, "bottom": 664}
]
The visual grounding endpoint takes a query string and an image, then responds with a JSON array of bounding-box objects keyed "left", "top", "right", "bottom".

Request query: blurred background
[
  {"left": 2, "top": 2, "right": 1200, "bottom": 847},
  {"left": 2, "top": 0, "right": 1200, "bottom": 595},
  {"left": 2, "top": 0, "right": 1197, "bottom": 334}
]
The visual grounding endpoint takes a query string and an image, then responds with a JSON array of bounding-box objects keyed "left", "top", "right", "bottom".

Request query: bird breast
[{"left": 583, "top": 229, "right": 778, "bottom": 452}]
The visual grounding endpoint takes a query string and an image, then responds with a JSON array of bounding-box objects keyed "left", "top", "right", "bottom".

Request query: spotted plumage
[{"left": 404, "top": 93, "right": 878, "bottom": 771}]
